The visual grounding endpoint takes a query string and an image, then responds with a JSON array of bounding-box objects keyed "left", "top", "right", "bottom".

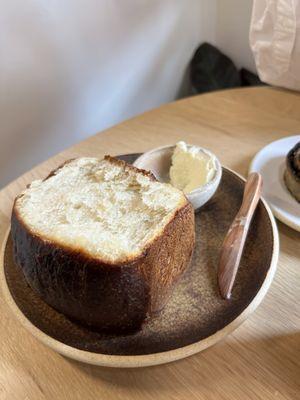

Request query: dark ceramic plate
[{"left": 0, "top": 154, "right": 279, "bottom": 367}]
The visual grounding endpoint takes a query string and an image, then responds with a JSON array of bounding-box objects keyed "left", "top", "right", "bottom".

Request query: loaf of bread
[{"left": 12, "top": 156, "right": 195, "bottom": 332}]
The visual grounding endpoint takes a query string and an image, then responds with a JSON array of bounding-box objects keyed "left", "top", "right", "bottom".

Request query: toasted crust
[
  {"left": 11, "top": 157, "right": 195, "bottom": 332},
  {"left": 104, "top": 155, "right": 156, "bottom": 181}
]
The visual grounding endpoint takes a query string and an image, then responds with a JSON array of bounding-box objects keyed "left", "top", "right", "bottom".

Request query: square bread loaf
[{"left": 12, "top": 156, "right": 195, "bottom": 332}]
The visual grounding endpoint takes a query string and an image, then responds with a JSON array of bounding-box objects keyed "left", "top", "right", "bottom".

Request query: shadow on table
[
  {"left": 277, "top": 220, "right": 300, "bottom": 249},
  {"left": 66, "top": 332, "right": 300, "bottom": 397},
  {"left": 228, "top": 154, "right": 256, "bottom": 178}
]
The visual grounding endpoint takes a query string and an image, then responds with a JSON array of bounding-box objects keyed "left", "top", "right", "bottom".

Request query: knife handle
[{"left": 218, "top": 173, "right": 263, "bottom": 299}]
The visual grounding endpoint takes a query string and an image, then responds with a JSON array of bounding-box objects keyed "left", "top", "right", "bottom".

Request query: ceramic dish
[
  {"left": 249, "top": 135, "right": 300, "bottom": 232},
  {"left": 0, "top": 153, "right": 279, "bottom": 368},
  {"left": 133, "top": 144, "right": 222, "bottom": 210}
]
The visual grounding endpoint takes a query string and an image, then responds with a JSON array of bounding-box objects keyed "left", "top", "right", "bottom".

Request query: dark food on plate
[
  {"left": 284, "top": 141, "right": 300, "bottom": 202},
  {"left": 11, "top": 156, "right": 195, "bottom": 333}
]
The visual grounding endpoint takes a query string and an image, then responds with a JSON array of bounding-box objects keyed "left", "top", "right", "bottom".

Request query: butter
[{"left": 169, "top": 141, "right": 217, "bottom": 193}]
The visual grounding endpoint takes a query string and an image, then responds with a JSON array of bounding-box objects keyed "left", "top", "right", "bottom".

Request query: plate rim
[
  {"left": 0, "top": 166, "right": 279, "bottom": 368},
  {"left": 249, "top": 135, "right": 300, "bottom": 232}
]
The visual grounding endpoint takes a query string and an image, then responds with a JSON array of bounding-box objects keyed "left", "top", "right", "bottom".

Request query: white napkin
[{"left": 250, "top": 0, "right": 300, "bottom": 90}]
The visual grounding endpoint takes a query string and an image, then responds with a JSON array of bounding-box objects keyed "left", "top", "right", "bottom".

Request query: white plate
[{"left": 249, "top": 135, "right": 300, "bottom": 231}]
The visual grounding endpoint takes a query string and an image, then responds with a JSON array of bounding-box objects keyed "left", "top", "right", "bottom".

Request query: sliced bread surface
[
  {"left": 15, "top": 156, "right": 187, "bottom": 263},
  {"left": 12, "top": 156, "right": 195, "bottom": 332}
]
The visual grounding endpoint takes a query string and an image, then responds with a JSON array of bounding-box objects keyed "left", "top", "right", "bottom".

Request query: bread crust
[{"left": 11, "top": 158, "right": 195, "bottom": 332}]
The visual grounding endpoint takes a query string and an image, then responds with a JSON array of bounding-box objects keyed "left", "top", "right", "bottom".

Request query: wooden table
[{"left": 0, "top": 87, "right": 299, "bottom": 400}]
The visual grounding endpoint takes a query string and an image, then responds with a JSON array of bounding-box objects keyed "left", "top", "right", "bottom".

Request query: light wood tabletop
[{"left": 0, "top": 87, "right": 299, "bottom": 400}]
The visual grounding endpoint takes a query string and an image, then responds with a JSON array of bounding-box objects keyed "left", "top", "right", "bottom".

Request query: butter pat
[{"left": 170, "top": 141, "right": 217, "bottom": 193}]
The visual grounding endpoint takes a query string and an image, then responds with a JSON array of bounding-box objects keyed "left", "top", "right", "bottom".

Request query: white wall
[
  {"left": 0, "top": 0, "right": 216, "bottom": 187},
  {"left": 216, "top": 0, "right": 256, "bottom": 72},
  {"left": 0, "top": 0, "right": 255, "bottom": 188}
]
